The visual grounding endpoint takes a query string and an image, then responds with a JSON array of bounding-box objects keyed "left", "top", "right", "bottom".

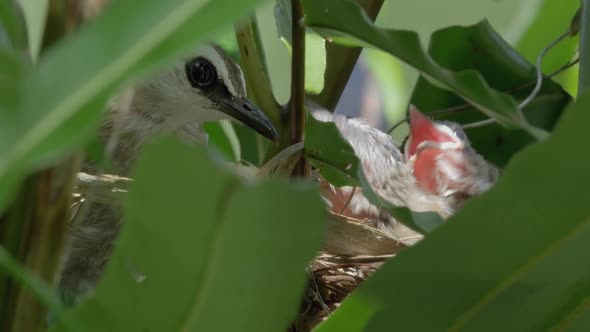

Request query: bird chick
[
  {"left": 314, "top": 106, "right": 498, "bottom": 243},
  {"left": 58, "top": 45, "right": 277, "bottom": 305},
  {"left": 404, "top": 106, "right": 498, "bottom": 207}
]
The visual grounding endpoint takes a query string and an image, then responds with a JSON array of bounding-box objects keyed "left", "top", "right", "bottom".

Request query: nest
[{"left": 289, "top": 211, "right": 413, "bottom": 331}]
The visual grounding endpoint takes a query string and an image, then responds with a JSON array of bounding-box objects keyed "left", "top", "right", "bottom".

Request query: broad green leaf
[
  {"left": 302, "top": 0, "right": 546, "bottom": 138},
  {"left": 273, "top": 0, "right": 326, "bottom": 94},
  {"left": 316, "top": 90, "right": 590, "bottom": 332},
  {"left": 0, "top": 48, "right": 26, "bottom": 112},
  {"left": 204, "top": 120, "right": 241, "bottom": 162},
  {"left": 17, "top": 0, "right": 47, "bottom": 61},
  {"left": 0, "top": 0, "right": 268, "bottom": 211},
  {"left": 52, "top": 139, "right": 325, "bottom": 331},
  {"left": 304, "top": 111, "right": 360, "bottom": 187},
  {"left": 409, "top": 21, "right": 571, "bottom": 166}
]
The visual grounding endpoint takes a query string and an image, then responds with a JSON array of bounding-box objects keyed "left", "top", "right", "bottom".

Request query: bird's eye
[{"left": 186, "top": 58, "right": 216, "bottom": 88}]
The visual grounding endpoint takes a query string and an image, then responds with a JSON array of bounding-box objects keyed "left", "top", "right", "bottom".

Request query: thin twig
[
  {"left": 387, "top": 117, "right": 408, "bottom": 134},
  {"left": 327, "top": 254, "right": 395, "bottom": 264},
  {"left": 308, "top": 268, "right": 331, "bottom": 313},
  {"left": 461, "top": 118, "right": 496, "bottom": 129},
  {"left": 433, "top": 56, "right": 578, "bottom": 118},
  {"left": 518, "top": 31, "right": 571, "bottom": 109},
  {"left": 462, "top": 31, "right": 572, "bottom": 129}
]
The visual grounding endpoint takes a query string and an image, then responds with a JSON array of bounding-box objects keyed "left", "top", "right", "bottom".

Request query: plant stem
[{"left": 290, "top": 0, "right": 309, "bottom": 177}]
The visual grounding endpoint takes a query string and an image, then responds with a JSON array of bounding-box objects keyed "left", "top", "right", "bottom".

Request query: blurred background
[{"left": 254, "top": 0, "right": 579, "bottom": 141}]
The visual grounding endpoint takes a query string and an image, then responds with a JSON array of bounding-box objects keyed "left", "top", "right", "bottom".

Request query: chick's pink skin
[{"left": 405, "top": 107, "right": 469, "bottom": 195}]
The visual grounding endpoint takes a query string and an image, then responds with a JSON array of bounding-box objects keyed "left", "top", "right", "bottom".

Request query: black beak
[{"left": 218, "top": 97, "right": 278, "bottom": 141}]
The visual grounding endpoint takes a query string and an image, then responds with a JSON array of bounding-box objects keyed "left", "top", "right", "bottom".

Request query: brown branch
[
  {"left": 290, "top": 0, "right": 310, "bottom": 177},
  {"left": 0, "top": 156, "right": 82, "bottom": 332}
]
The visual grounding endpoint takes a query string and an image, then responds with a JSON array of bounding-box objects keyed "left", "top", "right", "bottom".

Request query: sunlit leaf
[
  {"left": 273, "top": 0, "right": 326, "bottom": 94},
  {"left": 514, "top": 0, "right": 578, "bottom": 75}
]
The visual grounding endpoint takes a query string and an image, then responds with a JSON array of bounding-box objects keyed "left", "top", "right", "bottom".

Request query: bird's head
[
  {"left": 404, "top": 106, "right": 498, "bottom": 209},
  {"left": 128, "top": 45, "right": 277, "bottom": 142}
]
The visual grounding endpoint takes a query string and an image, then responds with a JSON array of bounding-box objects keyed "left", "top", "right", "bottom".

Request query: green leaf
[
  {"left": 304, "top": 32, "right": 326, "bottom": 94},
  {"left": 409, "top": 21, "right": 571, "bottom": 166},
  {"left": 304, "top": 111, "right": 360, "bottom": 187},
  {"left": 273, "top": 0, "right": 291, "bottom": 45},
  {"left": 0, "top": 47, "right": 26, "bottom": 112},
  {"left": 273, "top": 0, "right": 326, "bottom": 94},
  {"left": 52, "top": 138, "right": 325, "bottom": 331},
  {"left": 234, "top": 124, "right": 269, "bottom": 167},
  {"left": 203, "top": 120, "right": 241, "bottom": 162},
  {"left": 580, "top": 0, "right": 590, "bottom": 94},
  {"left": 315, "top": 90, "right": 590, "bottom": 332},
  {"left": 0, "top": 0, "right": 26, "bottom": 50},
  {"left": 0, "top": 0, "right": 267, "bottom": 211},
  {"left": 17, "top": 0, "right": 47, "bottom": 61},
  {"left": 213, "top": 26, "right": 240, "bottom": 61},
  {"left": 302, "top": 0, "right": 545, "bottom": 138}
]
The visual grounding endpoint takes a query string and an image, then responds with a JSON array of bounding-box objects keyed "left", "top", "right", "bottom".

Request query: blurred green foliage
[{"left": 1, "top": 0, "right": 588, "bottom": 331}]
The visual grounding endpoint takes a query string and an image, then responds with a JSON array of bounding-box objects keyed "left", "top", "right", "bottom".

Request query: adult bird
[
  {"left": 314, "top": 106, "right": 499, "bottom": 245},
  {"left": 58, "top": 45, "right": 277, "bottom": 305}
]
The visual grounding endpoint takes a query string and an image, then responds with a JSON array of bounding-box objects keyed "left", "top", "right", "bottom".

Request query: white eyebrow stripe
[{"left": 195, "top": 46, "right": 246, "bottom": 98}]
